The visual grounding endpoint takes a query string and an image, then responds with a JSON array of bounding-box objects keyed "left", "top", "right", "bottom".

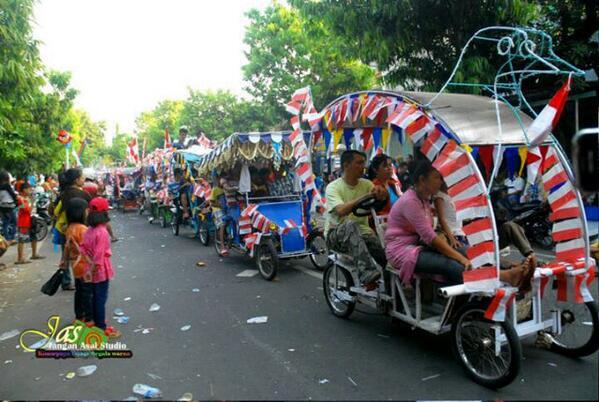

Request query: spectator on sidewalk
[
  {"left": 15, "top": 182, "right": 45, "bottom": 264},
  {"left": 0, "top": 171, "right": 18, "bottom": 246}
]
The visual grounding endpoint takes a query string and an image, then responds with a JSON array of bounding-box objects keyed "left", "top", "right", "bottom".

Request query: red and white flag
[
  {"left": 527, "top": 76, "right": 571, "bottom": 146},
  {"left": 289, "top": 129, "right": 303, "bottom": 146},
  {"left": 244, "top": 233, "right": 263, "bottom": 257},
  {"left": 290, "top": 116, "right": 301, "bottom": 131},
  {"left": 463, "top": 266, "right": 499, "bottom": 293},
  {"left": 547, "top": 181, "right": 577, "bottom": 211},
  {"left": 466, "top": 241, "right": 495, "bottom": 268},
  {"left": 552, "top": 218, "right": 583, "bottom": 242},
  {"left": 526, "top": 146, "right": 543, "bottom": 185},
  {"left": 542, "top": 162, "right": 568, "bottom": 192},
  {"left": 574, "top": 270, "right": 594, "bottom": 303},
  {"left": 385, "top": 102, "right": 410, "bottom": 124},
  {"left": 362, "top": 95, "right": 380, "bottom": 120},
  {"left": 484, "top": 288, "right": 517, "bottom": 321},
  {"left": 542, "top": 147, "right": 560, "bottom": 173},
  {"left": 455, "top": 194, "right": 489, "bottom": 222},
  {"left": 286, "top": 100, "right": 302, "bottom": 115},
  {"left": 127, "top": 138, "right": 140, "bottom": 164},
  {"left": 350, "top": 97, "right": 362, "bottom": 122},
  {"left": 447, "top": 174, "right": 485, "bottom": 202},
  {"left": 555, "top": 237, "right": 585, "bottom": 262},
  {"left": 462, "top": 218, "right": 494, "bottom": 246},
  {"left": 420, "top": 126, "right": 447, "bottom": 161},
  {"left": 404, "top": 115, "right": 432, "bottom": 143},
  {"left": 435, "top": 152, "right": 474, "bottom": 187},
  {"left": 549, "top": 199, "right": 580, "bottom": 221},
  {"left": 291, "top": 87, "right": 310, "bottom": 103},
  {"left": 164, "top": 128, "right": 171, "bottom": 149},
  {"left": 297, "top": 162, "right": 312, "bottom": 183},
  {"left": 367, "top": 97, "right": 390, "bottom": 120}
]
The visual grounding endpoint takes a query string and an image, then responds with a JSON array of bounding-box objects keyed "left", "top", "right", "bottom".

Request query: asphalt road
[{"left": 0, "top": 211, "right": 597, "bottom": 400}]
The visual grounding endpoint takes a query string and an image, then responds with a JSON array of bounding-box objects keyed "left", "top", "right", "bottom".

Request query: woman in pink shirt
[
  {"left": 81, "top": 197, "right": 120, "bottom": 338},
  {"left": 385, "top": 161, "right": 533, "bottom": 288}
]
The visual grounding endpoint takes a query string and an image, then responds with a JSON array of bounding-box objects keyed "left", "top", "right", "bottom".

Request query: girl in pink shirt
[{"left": 81, "top": 197, "right": 120, "bottom": 338}]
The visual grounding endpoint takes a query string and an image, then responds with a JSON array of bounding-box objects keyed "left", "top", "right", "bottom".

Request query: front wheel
[
  {"left": 308, "top": 234, "right": 330, "bottom": 270},
  {"left": 323, "top": 264, "right": 356, "bottom": 319},
  {"left": 549, "top": 301, "right": 599, "bottom": 357},
  {"left": 451, "top": 302, "right": 521, "bottom": 389},
  {"left": 33, "top": 219, "right": 48, "bottom": 242},
  {"left": 255, "top": 239, "right": 279, "bottom": 281},
  {"left": 198, "top": 218, "right": 210, "bottom": 246},
  {"left": 171, "top": 210, "right": 180, "bottom": 236}
]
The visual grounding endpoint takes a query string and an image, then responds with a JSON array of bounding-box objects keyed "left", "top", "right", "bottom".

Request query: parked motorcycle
[{"left": 512, "top": 201, "right": 554, "bottom": 249}]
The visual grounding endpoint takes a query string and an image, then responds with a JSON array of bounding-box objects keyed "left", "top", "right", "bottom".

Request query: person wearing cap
[{"left": 80, "top": 197, "right": 121, "bottom": 339}]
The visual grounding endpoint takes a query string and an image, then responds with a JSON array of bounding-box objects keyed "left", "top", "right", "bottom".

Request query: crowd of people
[{"left": 0, "top": 167, "right": 120, "bottom": 339}]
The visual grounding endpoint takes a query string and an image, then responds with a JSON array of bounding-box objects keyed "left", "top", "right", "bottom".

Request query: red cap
[
  {"left": 89, "top": 197, "right": 109, "bottom": 212},
  {"left": 83, "top": 182, "right": 99, "bottom": 197}
]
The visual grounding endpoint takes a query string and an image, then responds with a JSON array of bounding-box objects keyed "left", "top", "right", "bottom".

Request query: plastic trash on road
[
  {"left": 149, "top": 303, "right": 160, "bottom": 312},
  {"left": 247, "top": 316, "right": 268, "bottom": 324},
  {"left": 76, "top": 365, "right": 97, "bottom": 377},
  {"left": 180, "top": 325, "right": 191, "bottom": 331},
  {"left": 114, "top": 308, "right": 125, "bottom": 316},
  {"left": 133, "top": 384, "right": 162, "bottom": 398},
  {"left": 178, "top": 392, "right": 193, "bottom": 401},
  {"left": 0, "top": 329, "right": 20, "bottom": 342}
]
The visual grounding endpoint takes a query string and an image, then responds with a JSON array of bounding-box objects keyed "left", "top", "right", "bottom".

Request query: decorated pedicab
[
  {"left": 285, "top": 27, "right": 598, "bottom": 388},
  {"left": 114, "top": 166, "right": 143, "bottom": 213},
  {"left": 195, "top": 131, "right": 330, "bottom": 280},
  {"left": 141, "top": 148, "right": 173, "bottom": 225}
]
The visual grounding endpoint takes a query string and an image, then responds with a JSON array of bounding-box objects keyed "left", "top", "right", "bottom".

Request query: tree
[
  {"left": 291, "top": 0, "right": 539, "bottom": 91},
  {"left": 243, "top": 3, "right": 378, "bottom": 121},
  {"left": 135, "top": 99, "right": 184, "bottom": 152}
]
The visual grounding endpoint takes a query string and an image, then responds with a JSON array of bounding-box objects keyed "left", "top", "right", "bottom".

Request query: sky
[{"left": 33, "top": 0, "right": 271, "bottom": 143}]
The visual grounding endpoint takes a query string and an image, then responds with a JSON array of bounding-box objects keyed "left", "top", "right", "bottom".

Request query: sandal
[
  {"left": 31, "top": 255, "right": 46, "bottom": 260},
  {"left": 15, "top": 260, "right": 32, "bottom": 265}
]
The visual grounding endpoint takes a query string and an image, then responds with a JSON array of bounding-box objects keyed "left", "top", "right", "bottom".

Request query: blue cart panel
[{"left": 256, "top": 201, "right": 306, "bottom": 253}]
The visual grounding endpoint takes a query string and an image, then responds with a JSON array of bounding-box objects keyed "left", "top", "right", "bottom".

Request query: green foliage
[
  {"left": 291, "top": 0, "right": 540, "bottom": 91},
  {"left": 243, "top": 3, "right": 378, "bottom": 118}
]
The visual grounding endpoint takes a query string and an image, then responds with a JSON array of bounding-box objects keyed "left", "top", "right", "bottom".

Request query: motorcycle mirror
[{"left": 572, "top": 128, "right": 599, "bottom": 193}]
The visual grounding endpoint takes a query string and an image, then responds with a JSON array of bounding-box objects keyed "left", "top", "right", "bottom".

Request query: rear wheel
[
  {"left": 451, "top": 302, "right": 521, "bottom": 389},
  {"left": 323, "top": 264, "right": 355, "bottom": 318},
  {"left": 255, "top": 239, "right": 279, "bottom": 281},
  {"left": 549, "top": 301, "right": 599, "bottom": 357},
  {"left": 160, "top": 208, "right": 167, "bottom": 228},
  {"left": 171, "top": 209, "right": 180, "bottom": 236},
  {"left": 308, "top": 234, "right": 330, "bottom": 270},
  {"left": 33, "top": 219, "right": 48, "bottom": 242}
]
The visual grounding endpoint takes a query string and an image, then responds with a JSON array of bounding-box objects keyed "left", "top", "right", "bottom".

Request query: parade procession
[{"left": 1, "top": 1, "right": 598, "bottom": 400}]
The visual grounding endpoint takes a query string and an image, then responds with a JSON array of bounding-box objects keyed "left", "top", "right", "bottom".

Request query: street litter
[
  {"left": 196, "top": 261, "right": 206, "bottom": 267},
  {"left": 142, "top": 329, "right": 153, "bottom": 334},
  {"left": 582, "top": 321, "right": 593, "bottom": 326},
  {"left": 149, "top": 303, "right": 160, "bottom": 312},
  {"left": 114, "top": 308, "right": 125, "bottom": 316},
  {"left": 247, "top": 316, "right": 268, "bottom": 324},
  {"left": 178, "top": 392, "right": 193, "bottom": 401},
  {"left": 133, "top": 384, "right": 162, "bottom": 398},
  {"left": 4, "top": 360, "right": 12, "bottom": 364},
  {"left": 0, "top": 329, "right": 20, "bottom": 342},
  {"left": 377, "top": 334, "right": 390, "bottom": 339},
  {"left": 116, "top": 316, "right": 130, "bottom": 324},
  {"left": 421, "top": 374, "right": 440, "bottom": 381},
  {"left": 236, "top": 269, "right": 259, "bottom": 277},
  {"left": 348, "top": 377, "right": 357, "bottom": 387},
  {"left": 318, "top": 379, "right": 329, "bottom": 384},
  {"left": 124, "top": 297, "right": 132, "bottom": 301},
  {"left": 76, "top": 364, "right": 97, "bottom": 377},
  {"left": 146, "top": 373, "right": 162, "bottom": 380},
  {"left": 548, "top": 362, "right": 558, "bottom": 367},
  {"left": 192, "top": 288, "right": 200, "bottom": 292},
  {"left": 288, "top": 349, "right": 295, "bottom": 352},
  {"left": 180, "top": 325, "right": 191, "bottom": 331},
  {"left": 161, "top": 244, "right": 165, "bottom": 248},
  {"left": 65, "top": 372, "right": 76, "bottom": 380}
]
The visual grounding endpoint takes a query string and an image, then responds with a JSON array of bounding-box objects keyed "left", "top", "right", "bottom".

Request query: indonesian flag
[
  {"left": 574, "top": 270, "right": 594, "bottom": 303},
  {"left": 542, "top": 162, "right": 568, "bottom": 192},
  {"left": 447, "top": 174, "right": 485, "bottom": 201},
  {"left": 555, "top": 237, "right": 585, "bottom": 262},
  {"left": 549, "top": 199, "right": 580, "bottom": 221},
  {"left": 463, "top": 266, "right": 499, "bottom": 293},
  {"left": 291, "top": 87, "right": 310, "bottom": 103},
  {"left": 404, "top": 115, "right": 432, "bottom": 143},
  {"left": 350, "top": 97, "right": 362, "bottom": 122},
  {"left": 164, "top": 128, "right": 171, "bottom": 149},
  {"left": 396, "top": 109, "right": 423, "bottom": 130},
  {"left": 286, "top": 100, "right": 302, "bottom": 115},
  {"left": 127, "top": 138, "right": 140, "bottom": 164},
  {"left": 289, "top": 129, "right": 303, "bottom": 146},
  {"left": 527, "top": 76, "right": 571, "bottom": 146},
  {"left": 362, "top": 128, "right": 373, "bottom": 151},
  {"left": 303, "top": 112, "right": 322, "bottom": 129},
  {"left": 436, "top": 152, "right": 474, "bottom": 187},
  {"left": 57, "top": 129, "right": 72, "bottom": 145},
  {"left": 252, "top": 212, "right": 270, "bottom": 232},
  {"left": 466, "top": 241, "right": 495, "bottom": 268},
  {"left": 367, "top": 97, "right": 388, "bottom": 120},
  {"left": 552, "top": 218, "right": 583, "bottom": 242},
  {"left": 244, "top": 233, "right": 262, "bottom": 257},
  {"left": 484, "top": 288, "right": 517, "bottom": 321},
  {"left": 526, "top": 146, "right": 543, "bottom": 185},
  {"left": 340, "top": 98, "right": 350, "bottom": 122},
  {"left": 455, "top": 194, "right": 489, "bottom": 222},
  {"left": 542, "top": 147, "right": 560, "bottom": 173},
  {"left": 282, "top": 219, "right": 298, "bottom": 235},
  {"left": 362, "top": 95, "right": 380, "bottom": 120},
  {"left": 297, "top": 162, "right": 312, "bottom": 182},
  {"left": 421, "top": 126, "right": 447, "bottom": 161},
  {"left": 547, "top": 181, "right": 577, "bottom": 211},
  {"left": 463, "top": 218, "right": 494, "bottom": 246},
  {"left": 386, "top": 102, "right": 410, "bottom": 124}
]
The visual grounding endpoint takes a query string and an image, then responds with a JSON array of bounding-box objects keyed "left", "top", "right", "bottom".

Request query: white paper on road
[
  {"left": 192, "top": 288, "right": 200, "bottom": 292},
  {"left": 76, "top": 364, "right": 97, "bottom": 377},
  {"left": 149, "top": 303, "right": 160, "bottom": 312},
  {"left": 319, "top": 379, "right": 329, "bottom": 384},
  {"left": 124, "top": 297, "right": 132, "bottom": 301},
  {"left": 237, "top": 270, "right": 259, "bottom": 278},
  {"left": 247, "top": 316, "right": 268, "bottom": 324},
  {"left": 180, "top": 325, "right": 191, "bottom": 331},
  {"left": 0, "top": 329, "right": 20, "bottom": 342}
]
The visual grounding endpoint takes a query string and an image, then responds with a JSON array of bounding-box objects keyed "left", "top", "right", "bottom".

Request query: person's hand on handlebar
[{"left": 371, "top": 185, "right": 387, "bottom": 201}]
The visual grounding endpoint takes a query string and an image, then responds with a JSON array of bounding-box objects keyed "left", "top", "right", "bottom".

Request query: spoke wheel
[
  {"left": 255, "top": 239, "right": 279, "bottom": 281},
  {"left": 323, "top": 264, "right": 355, "bottom": 318},
  {"left": 198, "top": 218, "right": 210, "bottom": 246},
  {"left": 308, "top": 235, "right": 331, "bottom": 270}
]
